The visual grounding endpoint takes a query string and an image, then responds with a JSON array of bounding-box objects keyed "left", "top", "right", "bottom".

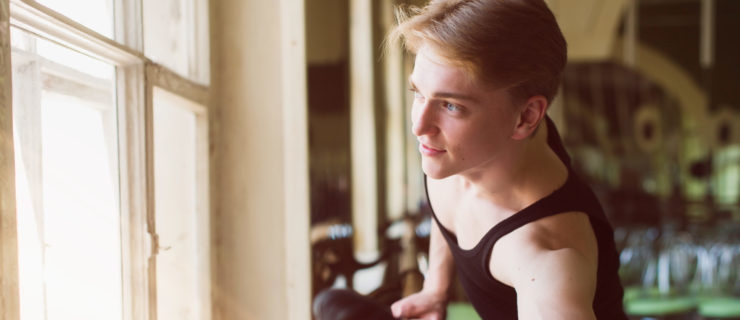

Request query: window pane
[
  {"left": 35, "top": 0, "right": 114, "bottom": 38},
  {"left": 153, "top": 87, "right": 209, "bottom": 320},
  {"left": 11, "top": 27, "right": 122, "bottom": 320},
  {"left": 144, "top": 0, "right": 210, "bottom": 84}
]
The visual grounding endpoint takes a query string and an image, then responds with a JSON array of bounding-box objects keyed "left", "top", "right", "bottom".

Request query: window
[
  {"left": 152, "top": 86, "right": 210, "bottom": 320},
  {"left": 1, "top": 0, "right": 211, "bottom": 319},
  {"left": 11, "top": 26, "right": 122, "bottom": 320},
  {"left": 143, "top": 0, "right": 210, "bottom": 84},
  {"left": 35, "top": 0, "right": 114, "bottom": 38}
]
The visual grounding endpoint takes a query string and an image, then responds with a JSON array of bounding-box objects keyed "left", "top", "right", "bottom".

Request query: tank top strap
[
  {"left": 545, "top": 115, "right": 572, "bottom": 168},
  {"left": 473, "top": 115, "right": 585, "bottom": 249},
  {"left": 476, "top": 169, "right": 591, "bottom": 253}
]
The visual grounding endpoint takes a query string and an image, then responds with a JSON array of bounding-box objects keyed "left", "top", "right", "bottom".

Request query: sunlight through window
[{"left": 11, "top": 26, "right": 122, "bottom": 320}]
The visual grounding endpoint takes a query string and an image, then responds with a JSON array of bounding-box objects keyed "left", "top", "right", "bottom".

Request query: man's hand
[{"left": 390, "top": 290, "right": 447, "bottom": 320}]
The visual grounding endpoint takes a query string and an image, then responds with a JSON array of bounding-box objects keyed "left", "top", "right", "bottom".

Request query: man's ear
[{"left": 511, "top": 95, "right": 548, "bottom": 140}]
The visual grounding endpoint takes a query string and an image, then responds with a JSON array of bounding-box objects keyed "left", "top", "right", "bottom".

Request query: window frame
[
  {"left": 0, "top": 0, "right": 211, "bottom": 319},
  {"left": 1, "top": 1, "right": 21, "bottom": 318},
  {"left": 145, "top": 63, "right": 211, "bottom": 320}
]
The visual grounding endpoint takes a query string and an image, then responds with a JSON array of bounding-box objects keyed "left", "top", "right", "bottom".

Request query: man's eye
[
  {"left": 445, "top": 102, "right": 460, "bottom": 112},
  {"left": 413, "top": 91, "right": 423, "bottom": 99}
]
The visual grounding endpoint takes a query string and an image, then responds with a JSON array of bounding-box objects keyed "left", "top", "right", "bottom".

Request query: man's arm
[
  {"left": 512, "top": 247, "right": 597, "bottom": 320},
  {"left": 391, "top": 219, "right": 455, "bottom": 319},
  {"left": 422, "top": 219, "right": 456, "bottom": 295}
]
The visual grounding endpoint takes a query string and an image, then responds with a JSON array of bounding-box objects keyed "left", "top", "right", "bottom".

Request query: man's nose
[{"left": 411, "top": 102, "right": 439, "bottom": 137}]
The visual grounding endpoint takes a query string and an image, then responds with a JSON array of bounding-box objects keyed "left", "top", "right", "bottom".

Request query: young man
[{"left": 388, "top": 0, "right": 627, "bottom": 319}]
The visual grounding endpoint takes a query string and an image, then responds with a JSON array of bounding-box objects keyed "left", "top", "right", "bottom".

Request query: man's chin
[{"left": 421, "top": 162, "right": 454, "bottom": 180}]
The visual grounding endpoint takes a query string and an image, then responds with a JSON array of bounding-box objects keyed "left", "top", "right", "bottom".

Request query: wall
[{"left": 209, "top": 0, "right": 310, "bottom": 319}]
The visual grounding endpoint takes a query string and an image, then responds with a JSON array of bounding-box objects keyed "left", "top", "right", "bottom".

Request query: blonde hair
[{"left": 388, "top": 0, "right": 567, "bottom": 103}]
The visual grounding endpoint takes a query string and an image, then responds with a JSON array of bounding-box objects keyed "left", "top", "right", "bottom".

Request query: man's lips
[{"left": 419, "top": 143, "right": 446, "bottom": 156}]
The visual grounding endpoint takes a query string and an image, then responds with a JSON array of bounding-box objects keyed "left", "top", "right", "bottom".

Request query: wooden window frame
[{"left": 144, "top": 62, "right": 211, "bottom": 320}]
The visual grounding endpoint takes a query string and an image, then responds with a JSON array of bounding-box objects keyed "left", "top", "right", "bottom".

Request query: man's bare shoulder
[
  {"left": 517, "top": 211, "right": 597, "bottom": 252},
  {"left": 492, "top": 212, "right": 599, "bottom": 319},
  {"left": 490, "top": 211, "right": 598, "bottom": 286}
]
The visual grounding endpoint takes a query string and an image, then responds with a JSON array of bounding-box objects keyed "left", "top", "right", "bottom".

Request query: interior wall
[{"left": 210, "top": 0, "right": 310, "bottom": 319}]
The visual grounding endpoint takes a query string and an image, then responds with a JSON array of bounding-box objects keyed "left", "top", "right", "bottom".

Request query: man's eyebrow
[
  {"left": 408, "top": 76, "right": 478, "bottom": 102},
  {"left": 434, "top": 91, "right": 478, "bottom": 102}
]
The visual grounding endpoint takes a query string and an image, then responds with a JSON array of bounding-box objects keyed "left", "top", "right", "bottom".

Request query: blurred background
[{"left": 1, "top": 0, "right": 738, "bottom": 319}]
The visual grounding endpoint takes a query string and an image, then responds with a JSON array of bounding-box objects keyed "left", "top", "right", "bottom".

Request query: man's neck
[{"left": 456, "top": 122, "right": 569, "bottom": 212}]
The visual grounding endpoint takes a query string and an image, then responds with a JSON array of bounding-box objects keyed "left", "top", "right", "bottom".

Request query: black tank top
[{"left": 425, "top": 117, "right": 627, "bottom": 319}]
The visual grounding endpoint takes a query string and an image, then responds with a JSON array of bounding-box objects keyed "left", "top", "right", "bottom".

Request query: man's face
[{"left": 409, "top": 47, "right": 521, "bottom": 179}]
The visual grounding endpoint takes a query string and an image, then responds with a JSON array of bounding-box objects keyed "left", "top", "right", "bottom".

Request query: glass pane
[
  {"left": 36, "top": 0, "right": 114, "bottom": 38},
  {"left": 11, "top": 27, "right": 122, "bottom": 320},
  {"left": 143, "top": 0, "right": 210, "bottom": 84},
  {"left": 153, "top": 87, "right": 209, "bottom": 320}
]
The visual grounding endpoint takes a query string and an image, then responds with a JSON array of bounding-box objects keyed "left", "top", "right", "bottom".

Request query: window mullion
[
  {"left": 113, "top": 0, "right": 143, "bottom": 53},
  {"left": 118, "top": 63, "right": 150, "bottom": 320},
  {"left": 108, "top": 0, "right": 149, "bottom": 318},
  {"left": 144, "top": 60, "right": 158, "bottom": 320},
  {"left": 110, "top": 0, "right": 151, "bottom": 319}
]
